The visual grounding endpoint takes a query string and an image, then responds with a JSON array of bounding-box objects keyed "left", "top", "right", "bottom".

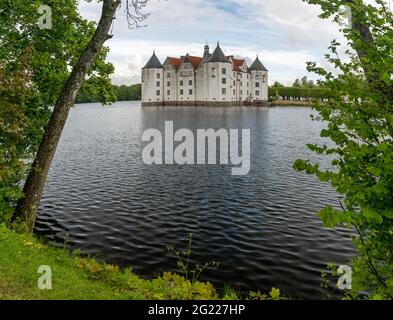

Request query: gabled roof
[
  {"left": 208, "top": 43, "right": 230, "bottom": 63},
  {"left": 184, "top": 55, "right": 203, "bottom": 69},
  {"left": 142, "top": 52, "right": 163, "bottom": 69},
  {"left": 166, "top": 57, "right": 182, "bottom": 70},
  {"left": 233, "top": 58, "right": 246, "bottom": 72},
  {"left": 249, "top": 55, "right": 268, "bottom": 71}
]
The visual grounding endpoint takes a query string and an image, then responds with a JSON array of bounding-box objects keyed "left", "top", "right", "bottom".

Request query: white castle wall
[
  {"left": 142, "top": 68, "right": 164, "bottom": 104},
  {"left": 142, "top": 48, "right": 269, "bottom": 105}
]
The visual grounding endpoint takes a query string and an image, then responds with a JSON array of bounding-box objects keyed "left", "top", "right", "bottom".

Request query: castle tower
[
  {"left": 249, "top": 55, "right": 268, "bottom": 102},
  {"left": 205, "top": 42, "right": 232, "bottom": 104},
  {"left": 141, "top": 51, "right": 164, "bottom": 106},
  {"left": 203, "top": 43, "right": 210, "bottom": 60}
]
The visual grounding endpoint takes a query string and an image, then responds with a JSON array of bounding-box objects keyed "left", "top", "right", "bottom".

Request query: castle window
[
  {"left": 240, "top": 81, "right": 243, "bottom": 86},
  {"left": 263, "top": 74, "right": 266, "bottom": 83},
  {"left": 233, "top": 80, "right": 236, "bottom": 86},
  {"left": 222, "top": 88, "right": 227, "bottom": 94},
  {"left": 189, "top": 89, "right": 193, "bottom": 95},
  {"left": 180, "top": 89, "right": 184, "bottom": 95},
  {"left": 189, "top": 80, "right": 193, "bottom": 86},
  {"left": 167, "top": 81, "right": 170, "bottom": 87},
  {"left": 167, "top": 73, "right": 171, "bottom": 78},
  {"left": 180, "top": 80, "right": 184, "bottom": 86},
  {"left": 222, "top": 78, "right": 226, "bottom": 85},
  {"left": 157, "top": 73, "right": 160, "bottom": 79},
  {"left": 167, "top": 90, "right": 170, "bottom": 95},
  {"left": 222, "top": 68, "right": 226, "bottom": 75},
  {"left": 256, "top": 82, "right": 260, "bottom": 88},
  {"left": 233, "top": 89, "right": 235, "bottom": 95},
  {"left": 241, "top": 90, "right": 243, "bottom": 95},
  {"left": 156, "top": 90, "right": 160, "bottom": 96},
  {"left": 255, "top": 90, "right": 260, "bottom": 96},
  {"left": 156, "top": 81, "right": 160, "bottom": 87}
]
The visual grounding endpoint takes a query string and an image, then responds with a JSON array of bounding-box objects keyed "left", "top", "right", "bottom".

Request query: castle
[{"left": 141, "top": 43, "right": 269, "bottom": 106}]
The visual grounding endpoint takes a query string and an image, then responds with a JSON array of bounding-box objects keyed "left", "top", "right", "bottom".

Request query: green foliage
[
  {"left": 0, "top": 224, "right": 219, "bottom": 300},
  {"left": 293, "top": 76, "right": 316, "bottom": 88},
  {"left": 0, "top": 0, "right": 115, "bottom": 106},
  {"left": 0, "top": 0, "right": 116, "bottom": 222},
  {"left": 0, "top": 48, "right": 50, "bottom": 224},
  {"left": 248, "top": 288, "right": 284, "bottom": 300},
  {"left": 268, "top": 86, "right": 333, "bottom": 101},
  {"left": 167, "top": 234, "right": 220, "bottom": 299},
  {"left": 294, "top": 0, "right": 393, "bottom": 299},
  {"left": 76, "top": 84, "right": 141, "bottom": 104}
]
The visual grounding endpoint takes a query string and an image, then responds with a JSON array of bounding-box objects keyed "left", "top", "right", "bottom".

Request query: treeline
[
  {"left": 269, "top": 77, "right": 332, "bottom": 101},
  {"left": 268, "top": 86, "right": 333, "bottom": 101},
  {"left": 76, "top": 84, "right": 141, "bottom": 103}
]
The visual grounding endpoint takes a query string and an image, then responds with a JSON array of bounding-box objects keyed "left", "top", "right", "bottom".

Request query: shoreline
[{"left": 270, "top": 100, "right": 313, "bottom": 107}]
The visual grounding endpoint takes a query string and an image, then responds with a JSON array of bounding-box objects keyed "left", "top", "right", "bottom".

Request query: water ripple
[{"left": 35, "top": 102, "right": 357, "bottom": 299}]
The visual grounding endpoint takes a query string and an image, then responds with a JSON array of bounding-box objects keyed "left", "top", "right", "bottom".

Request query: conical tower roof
[
  {"left": 143, "top": 52, "right": 163, "bottom": 69},
  {"left": 249, "top": 55, "right": 268, "bottom": 71},
  {"left": 208, "top": 43, "right": 229, "bottom": 63}
]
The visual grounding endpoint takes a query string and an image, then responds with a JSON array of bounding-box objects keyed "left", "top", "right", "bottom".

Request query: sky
[{"left": 78, "top": 0, "right": 351, "bottom": 86}]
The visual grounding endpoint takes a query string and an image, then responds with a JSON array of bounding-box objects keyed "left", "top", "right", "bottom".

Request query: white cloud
[{"left": 78, "top": 0, "right": 353, "bottom": 85}]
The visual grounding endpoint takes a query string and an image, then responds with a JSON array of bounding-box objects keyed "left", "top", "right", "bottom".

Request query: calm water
[{"left": 35, "top": 101, "right": 356, "bottom": 299}]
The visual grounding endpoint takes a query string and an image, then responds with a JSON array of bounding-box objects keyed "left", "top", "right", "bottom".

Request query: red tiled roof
[
  {"left": 186, "top": 55, "right": 203, "bottom": 69},
  {"left": 233, "top": 58, "right": 245, "bottom": 72},
  {"left": 167, "top": 57, "right": 182, "bottom": 69}
]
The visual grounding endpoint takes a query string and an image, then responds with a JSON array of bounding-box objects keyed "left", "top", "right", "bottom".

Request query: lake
[{"left": 35, "top": 101, "right": 356, "bottom": 299}]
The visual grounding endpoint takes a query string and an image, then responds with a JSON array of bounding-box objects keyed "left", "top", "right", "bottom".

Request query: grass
[
  {"left": 0, "top": 224, "right": 220, "bottom": 300},
  {"left": 0, "top": 224, "right": 285, "bottom": 300}
]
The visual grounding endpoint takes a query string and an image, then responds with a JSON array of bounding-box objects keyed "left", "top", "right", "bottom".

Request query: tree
[
  {"left": 293, "top": 79, "right": 302, "bottom": 87},
  {"left": 0, "top": 0, "right": 116, "bottom": 225},
  {"left": 301, "top": 76, "right": 309, "bottom": 87},
  {"left": 294, "top": 0, "right": 392, "bottom": 299},
  {"left": 0, "top": 48, "right": 48, "bottom": 223},
  {"left": 272, "top": 81, "right": 285, "bottom": 88},
  {"left": 10, "top": 0, "right": 155, "bottom": 233}
]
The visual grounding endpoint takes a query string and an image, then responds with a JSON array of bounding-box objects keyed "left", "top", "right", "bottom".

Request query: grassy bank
[{"left": 0, "top": 224, "right": 225, "bottom": 300}]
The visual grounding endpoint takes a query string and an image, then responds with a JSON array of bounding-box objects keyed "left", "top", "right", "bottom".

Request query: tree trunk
[
  {"left": 345, "top": 0, "right": 392, "bottom": 102},
  {"left": 12, "top": 0, "right": 121, "bottom": 233}
]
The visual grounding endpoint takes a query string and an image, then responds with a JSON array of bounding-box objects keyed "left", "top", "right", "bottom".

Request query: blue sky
[{"left": 79, "top": 0, "right": 350, "bottom": 85}]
